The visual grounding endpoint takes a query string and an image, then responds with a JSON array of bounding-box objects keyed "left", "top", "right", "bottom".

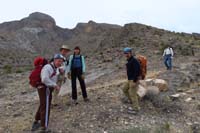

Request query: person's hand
[
  {"left": 59, "top": 68, "right": 65, "bottom": 74},
  {"left": 171, "top": 56, "right": 174, "bottom": 59},
  {"left": 81, "top": 73, "right": 85, "bottom": 80},
  {"left": 54, "top": 85, "right": 60, "bottom": 91},
  {"left": 63, "top": 77, "right": 67, "bottom": 83},
  {"left": 67, "top": 72, "right": 71, "bottom": 79}
]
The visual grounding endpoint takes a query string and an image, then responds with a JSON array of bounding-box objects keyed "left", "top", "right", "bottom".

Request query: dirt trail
[{"left": 0, "top": 56, "right": 200, "bottom": 133}]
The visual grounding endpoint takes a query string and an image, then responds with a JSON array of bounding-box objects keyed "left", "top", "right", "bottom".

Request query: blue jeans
[{"left": 164, "top": 54, "right": 172, "bottom": 70}]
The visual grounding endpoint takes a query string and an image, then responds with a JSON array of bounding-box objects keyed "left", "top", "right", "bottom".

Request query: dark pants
[
  {"left": 164, "top": 54, "right": 172, "bottom": 70},
  {"left": 35, "top": 86, "right": 54, "bottom": 128},
  {"left": 71, "top": 68, "right": 87, "bottom": 100}
]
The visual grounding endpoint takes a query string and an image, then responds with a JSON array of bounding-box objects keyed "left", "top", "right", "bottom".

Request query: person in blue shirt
[{"left": 68, "top": 46, "right": 88, "bottom": 104}]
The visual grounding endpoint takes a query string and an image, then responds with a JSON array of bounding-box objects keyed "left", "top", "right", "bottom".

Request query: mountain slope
[{"left": 0, "top": 12, "right": 199, "bottom": 73}]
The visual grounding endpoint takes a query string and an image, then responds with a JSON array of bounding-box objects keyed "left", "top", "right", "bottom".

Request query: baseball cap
[
  {"left": 54, "top": 54, "right": 64, "bottom": 60},
  {"left": 123, "top": 47, "right": 132, "bottom": 54}
]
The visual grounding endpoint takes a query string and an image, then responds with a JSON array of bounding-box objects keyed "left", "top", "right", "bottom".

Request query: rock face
[
  {"left": 0, "top": 12, "right": 72, "bottom": 68},
  {"left": 0, "top": 12, "right": 57, "bottom": 47},
  {"left": 0, "top": 12, "right": 200, "bottom": 71}
]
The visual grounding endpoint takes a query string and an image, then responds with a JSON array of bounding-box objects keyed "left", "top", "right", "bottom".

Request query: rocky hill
[
  {"left": 0, "top": 12, "right": 200, "bottom": 133},
  {"left": 0, "top": 12, "right": 200, "bottom": 74}
]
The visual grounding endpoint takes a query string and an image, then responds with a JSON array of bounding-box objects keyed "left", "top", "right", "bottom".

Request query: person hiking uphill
[
  {"left": 52, "top": 45, "right": 70, "bottom": 105},
  {"left": 68, "top": 46, "right": 89, "bottom": 104},
  {"left": 122, "top": 47, "right": 141, "bottom": 114},
  {"left": 163, "top": 45, "right": 174, "bottom": 70},
  {"left": 32, "top": 54, "right": 64, "bottom": 132}
]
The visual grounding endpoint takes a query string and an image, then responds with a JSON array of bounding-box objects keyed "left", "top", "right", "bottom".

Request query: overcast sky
[{"left": 0, "top": 0, "right": 199, "bottom": 33}]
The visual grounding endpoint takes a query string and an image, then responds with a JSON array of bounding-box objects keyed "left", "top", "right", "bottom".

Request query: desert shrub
[
  {"left": 177, "top": 45, "right": 193, "bottom": 56},
  {"left": 15, "top": 69, "right": 23, "bottom": 73},
  {"left": 153, "top": 123, "right": 171, "bottom": 133},
  {"left": 113, "top": 127, "right": 148, "bottom": 133},
  {"left": 159, "top": 41, "right": 168, "bottom": 54},
  {"left": 3, "top": 65, "right": 12, "bottom": 74},
  {"left": 0, "top": 81, "right": 5, "bottom": 89}
]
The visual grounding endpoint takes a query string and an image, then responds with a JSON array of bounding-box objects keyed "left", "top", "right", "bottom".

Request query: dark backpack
[{"left": 29, "top": 57, "right": 56, "bottom": 88}]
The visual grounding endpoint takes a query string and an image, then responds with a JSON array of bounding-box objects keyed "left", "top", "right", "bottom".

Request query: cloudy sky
[{"left": 0, "top": 0, "right": 199, "bottom": 33}]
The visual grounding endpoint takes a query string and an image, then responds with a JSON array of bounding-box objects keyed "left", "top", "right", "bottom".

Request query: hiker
[
  {"left": 68, "top": 46, "right": 89, "bottom": 104},
  {"left": 57, "top": 45, "right": 71, "bottom": 86},
  {"left": 122, "top": 47, "right": 141, "bottom": 114},
  {"left": 52, "top": 45, "right": 70, "bottom": 105},
  {"left": 163, "top": 46, "right": 174, "bottom": 70},
  {"left": 32, "top": 54, "right": 64, "bottom": 132}
]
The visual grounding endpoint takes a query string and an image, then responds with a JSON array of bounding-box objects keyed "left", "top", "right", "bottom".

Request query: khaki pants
[{"left": 122, "top": 80, "right": 140, "bottom": 110}]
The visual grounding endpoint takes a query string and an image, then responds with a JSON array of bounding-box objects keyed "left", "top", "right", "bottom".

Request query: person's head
[
  {"left": 74, "top": 46, "right": 81, "bottom": 55},
  {"left": 60, "top": 45, "right": 70, "bottom": 57},
  {"left": 123, "top": 47, "right": 132, "bottom": 59},
  {"left": 53, "top": 54, "right": 64, "bottom": 67}
]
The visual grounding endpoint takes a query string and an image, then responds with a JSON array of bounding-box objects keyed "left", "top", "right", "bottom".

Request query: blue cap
[
  {"left": 123, "top": 47, "right": 132, "bottom": 54},
  {"left": 54, "top": 54, "right": 64, "bottom": 60}
]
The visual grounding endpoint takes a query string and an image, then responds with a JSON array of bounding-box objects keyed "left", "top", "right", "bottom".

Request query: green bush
[
  {"left": 113, "top": 127, "right": 148, "bottom": 133},
  {"left": 154, "top": 123, "right": 170, "bottom": 133},
  {"left": 15, "top": 69, "right": 23, "bottom": 73},
  {"left": 159, "top": 41, "right": 168, "bottom": 54},
  {"left": 3, "top": 65, "right": 12, "bottom": 74}
]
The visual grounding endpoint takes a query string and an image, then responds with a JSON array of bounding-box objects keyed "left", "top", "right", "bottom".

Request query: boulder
[
  {"left": 139, "top": 80, "right": 147, "bottom": 88},
  {"left": 145, "top": 78, "right": 154, "bottom": 86},
  {"left": 137, "top": 80, "right": 164, "bottom": 98},
  {"left": 137, "top": 85, "right": 147, "bottom": 98},
  {"left": 146, "top": 86, "right": 160, "bottom": 96},
  {"left": 145, "top": 78, "right": 168, "bottom": 92},
  {"left": 153, "top": 79, "right": 168, "bottom": 92}
]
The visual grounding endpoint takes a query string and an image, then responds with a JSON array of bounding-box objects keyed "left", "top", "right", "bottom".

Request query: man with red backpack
[{"left": 30, "top": 54, "right": 64, "bottom": 132}]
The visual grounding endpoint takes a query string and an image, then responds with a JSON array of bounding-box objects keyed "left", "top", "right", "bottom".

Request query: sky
[{"left": 0, "top": 0, "right": 199, "bottom": 33}]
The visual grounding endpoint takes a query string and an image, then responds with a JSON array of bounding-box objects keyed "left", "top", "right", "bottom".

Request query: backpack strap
[
  {"left": 80, "top": 55, "right": 83, "bottom": 68},
  {"left": 49, "top": 63, "right": 57, "bottom": 78},
  {"left": 71, "top": 54, "right": 83, "bottom": 69},
  {"left": 71, "top": 54, "right": 75, "bottom": 70}
]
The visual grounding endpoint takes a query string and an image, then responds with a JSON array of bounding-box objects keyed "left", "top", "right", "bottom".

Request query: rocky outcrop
[{"left": 0, "top": 12, "right": 200, "bottom": 72}]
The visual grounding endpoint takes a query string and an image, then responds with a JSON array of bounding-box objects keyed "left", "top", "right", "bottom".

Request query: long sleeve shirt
[
  {"left": 41, "top": 63, "right": 58, "bottom": 87},
  {"left": 126, "top": 56, "right": 140, "bottom": 82},
  {"left": 163, "top": 47, "right": 174, "bottom": 56}
]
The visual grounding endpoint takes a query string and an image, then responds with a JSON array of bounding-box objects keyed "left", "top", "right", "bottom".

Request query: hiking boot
[
  {"left": 127, "top": 107, "right": 140, "bottom": 115},
  {"left": 121, "top": 97, "right": 131, "bottom": 104},
  {"left": 31, "top": 121, "right": 40, "bottom": 131},
  {"left": 38, "top": 127, "right": 51, "bottom": 133},
  {"left": 84, "top": 98, "right": 90, "bottom": 102}
]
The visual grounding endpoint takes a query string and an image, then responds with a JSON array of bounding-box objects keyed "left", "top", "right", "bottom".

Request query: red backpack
[
  {"left": 136, "top": 55, "right": 147, "bottom": 80},
  {"left": 29, "top": 57, "right": 48, "bottom": 88}
]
